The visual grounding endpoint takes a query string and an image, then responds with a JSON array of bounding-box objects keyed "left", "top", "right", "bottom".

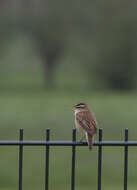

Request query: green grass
[{"left": 0, "top": 89, "right": 137, "bottom": 189}]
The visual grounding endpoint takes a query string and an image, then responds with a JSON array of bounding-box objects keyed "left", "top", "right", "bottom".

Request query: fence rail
[
  {"left": 0, "top": 128, "right": 136, "bottom": 190},
  {"left": 0, "top": 140, "right": 137, "bottom": 146}
]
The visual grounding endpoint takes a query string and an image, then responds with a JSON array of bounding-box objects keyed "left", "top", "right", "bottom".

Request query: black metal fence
[{"left": 0, "top": 128, "right": 136, "bottom": 190}]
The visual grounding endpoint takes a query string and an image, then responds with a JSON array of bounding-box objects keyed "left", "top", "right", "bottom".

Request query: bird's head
[{"left": 72, "top": 103, "right": 89, "bottom": 112}]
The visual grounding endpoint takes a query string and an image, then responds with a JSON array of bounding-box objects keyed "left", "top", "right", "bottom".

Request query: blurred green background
[{"left": 0, "top": 0, "right": 137, "bottom": 190}]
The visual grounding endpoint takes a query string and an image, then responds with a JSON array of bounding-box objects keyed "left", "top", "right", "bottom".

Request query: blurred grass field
[{"left": 0, "top": 86, "right": 137, "bottom": 190}]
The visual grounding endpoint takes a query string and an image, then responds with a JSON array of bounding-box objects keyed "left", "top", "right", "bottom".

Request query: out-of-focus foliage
[
  {"left": 95, "top": 1, "right": 137, "bottom": 90},
  {"left": 0, "top": 0, "right": 137, "bottom": 90}
]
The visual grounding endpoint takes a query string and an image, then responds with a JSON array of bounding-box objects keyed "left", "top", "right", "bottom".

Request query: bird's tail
[{"left": 86, "top": 133, "right": 94, "bottom": 151}]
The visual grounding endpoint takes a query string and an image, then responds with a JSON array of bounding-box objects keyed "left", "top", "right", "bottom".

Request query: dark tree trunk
[
  {"left": 42, "top": 45, "right": 63, "bottom": 89},
  {"left": 43, "top": 58, "right": 56, "bottom": 89}
]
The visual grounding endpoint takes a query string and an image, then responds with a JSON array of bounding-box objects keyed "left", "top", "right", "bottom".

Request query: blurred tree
[
  {"left": 35, "top": 34, "right": 64, "bottom": 88},
  {"left": 96, "top": 41, "right": 136, "bottom": 90},
  {"left": 0, "top": 0, "right": 65, "bottom": 88},
  {"left": 93, "top": 0, "right": 137, "bottom": 90},
  {"left": 0, "top": 0, "right": 137, "bottom": 90}
]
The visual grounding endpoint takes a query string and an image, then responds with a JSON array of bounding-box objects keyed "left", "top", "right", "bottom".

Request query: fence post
[
  {"left": 98, "top": 128, "right": 103, "bottom": 190},
  {"left": 19, "top": 128, "right": 23, "bottom": 190},
  {"left": 71, "top": 128, "right": 76, "bottom": 190},
  {"left": 45, "top": 129, "right": 50, "bottom": 190},
  {"left": 124, "top": 128, "right": 128, "bottom": 190}
]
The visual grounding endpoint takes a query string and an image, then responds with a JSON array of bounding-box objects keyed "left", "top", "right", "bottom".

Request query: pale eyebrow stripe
[{"left": 76, "top": 105, "right": 85, "bottom": 108}]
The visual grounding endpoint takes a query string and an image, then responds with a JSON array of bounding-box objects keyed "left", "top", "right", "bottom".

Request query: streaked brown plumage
[{"left": 72, "top": 103, "right": 97, "bottom": 150}]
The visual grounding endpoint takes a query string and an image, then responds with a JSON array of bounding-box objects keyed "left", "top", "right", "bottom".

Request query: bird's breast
[{"left": 75, "top": 117, "right": 84, "bottom": 132}]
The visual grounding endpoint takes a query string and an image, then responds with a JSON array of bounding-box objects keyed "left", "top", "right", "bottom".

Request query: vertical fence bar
[
  {"left": 19, "top": 128, "right": 23, "bottom": 190},
  {"left": 71, "top": 128, "right": 76, "bottom": 190},
  {"left": 98, "top": 128, "right": 103, "bottom": 190},
  {"left": 45, "top": 129, "right": 50, "bottom": 190},
  {"left": 124, "top": 128, "right": 128, "bottom": 190}
]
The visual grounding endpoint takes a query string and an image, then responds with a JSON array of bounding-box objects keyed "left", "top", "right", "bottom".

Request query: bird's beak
[{"left": 72, "top": 106, "right": 75, "bottom": 110}]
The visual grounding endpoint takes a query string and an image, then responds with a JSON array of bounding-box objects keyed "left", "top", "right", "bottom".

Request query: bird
[{"left": 72, "top": 103, "right": 97, "bottom": 150}]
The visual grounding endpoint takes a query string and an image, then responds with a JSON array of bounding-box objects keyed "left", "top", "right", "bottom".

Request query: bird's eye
[{"left": 76, "top": 103, "right": 85, "bottom": 107}]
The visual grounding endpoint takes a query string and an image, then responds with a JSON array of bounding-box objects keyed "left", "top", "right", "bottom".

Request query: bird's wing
[
  {"left": 90, "top": 111, "right": 98, "bottom": 134},
  {"left": 76, "top": 111, "right": 97, "bottom": 136}
]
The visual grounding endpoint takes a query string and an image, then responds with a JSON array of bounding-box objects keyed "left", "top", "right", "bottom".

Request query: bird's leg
[{"left": 80, "top": 134, "right": 86, "bottom": 142}]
